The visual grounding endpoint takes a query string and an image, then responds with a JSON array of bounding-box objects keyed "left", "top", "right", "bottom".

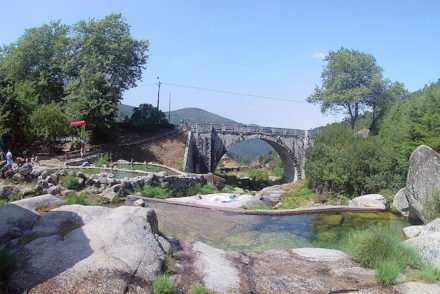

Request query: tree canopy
[
  {"left": 307, "top": 48, "right": 404, "bottom": 129},
  {"left": 0, "top": 14, "right": 149, "bottom": 146}
]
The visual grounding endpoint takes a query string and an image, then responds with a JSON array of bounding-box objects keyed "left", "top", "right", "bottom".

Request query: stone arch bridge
[{"left": 182, "top": 124, "right": 317, "bottom": 182}]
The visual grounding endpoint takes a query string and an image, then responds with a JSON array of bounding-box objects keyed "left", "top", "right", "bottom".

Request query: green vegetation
[
  {"left": 0, "top": 199, "right": 7, "bottom": 206},
  {"left": 280, "top": 180, "right": 316, "bottom": 209},
  {"left": 163, "top": 254, "right": 177, "bottom": 274},
  {"left": 141, "top": 186, "right": 170, "bottom": 199},
  {"left": 186, "top": 183, "right": 217, "bottom": 196},
  {"left": 308, "top": 47, "right": 405, "bottom": 129},
  {"left": 344, "top": 226, "right": 440, "bottom": 285},
  {"left": 128, "top": 103, "right": 170, "bottom": 130},
  {"left": 374, "top": 260, "right": 400, "bottom": 285},
  {"left": 94, "top": 154, "right": 110, "bottom": 167},
  {"left": 406, "top": 265, "right": 440, "bottom": 283},
  {"left": 60, "top": 175, "right": 80, "bottom": 190},
  {"left": 0, "top": 13, "right": 148, "bottom": 145},
  {"left": 152, "top": 274, "right": 175, "bottom": 294},
  {"left": 66, "top": 192, "right": 88, "bottom": 205},
  {"left": 426, "top": 190, "right": 440, "bottom": 222},
  {"left": 191, "top": 285, "right": 211, "bottom": 294}
]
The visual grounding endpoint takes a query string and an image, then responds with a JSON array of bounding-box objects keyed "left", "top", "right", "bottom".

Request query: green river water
[{"left": 146, "top": 201, "right": 409, "bottom": 252}]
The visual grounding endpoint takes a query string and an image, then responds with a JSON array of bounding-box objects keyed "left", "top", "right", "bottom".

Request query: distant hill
[
  {"left": 168, "top": 107, "right": 242, "bottom": 126},
  {"left": 117, "top": 104, "right": 273, "bottom": 161}
]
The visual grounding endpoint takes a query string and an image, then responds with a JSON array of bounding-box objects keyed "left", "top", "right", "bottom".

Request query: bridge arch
[{"left": 214, "top": 134, "right": 299, "bottom": 182}]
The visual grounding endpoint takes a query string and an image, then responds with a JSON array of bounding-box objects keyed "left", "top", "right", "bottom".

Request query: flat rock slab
[
  {"left": 174, "top": 242, "right": 388, "bottom": 294},
  {"left": 393, "top": 282, "right": 440, "bottom": 294},
  {"left": 167, "top": 193, "right": 262, "bottom": 208}
]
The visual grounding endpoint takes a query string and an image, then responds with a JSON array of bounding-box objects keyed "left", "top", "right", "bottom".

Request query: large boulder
[
  {"left": 348, "top": 194, "right": 387, "bottom": 210},
  {"left": 7, "top": 205, "right": 169, "bottom": 293},
  {"left": 18, "top": 163, "right": 33, "bottom": 176},
  {"left": 405, "top": 145, "right": 440, "bottom": 223},
  {"left": 393, "top": 188, "right": 409, "bottom": 216},
  {"left": 405, "top": 232, "right": 440, "bottom": 270},
  {"left": 0, "top": 194, "right": 65, "bottom": 245}
]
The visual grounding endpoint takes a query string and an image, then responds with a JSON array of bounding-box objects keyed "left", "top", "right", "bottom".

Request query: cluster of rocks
[{"left": 1, "top": 195, "right": 170, "bottom": 293}]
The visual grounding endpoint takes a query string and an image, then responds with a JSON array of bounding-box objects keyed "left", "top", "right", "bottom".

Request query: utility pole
[
  {"left": 156, "top": 76, "right": 161, "bottom": 109},
  {"left": 168, "top": 92, "right": 171, "bottom": 123}
]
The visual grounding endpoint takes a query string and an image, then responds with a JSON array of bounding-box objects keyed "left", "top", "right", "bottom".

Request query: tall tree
[
  {"left": 64, "top": 14, "right": 149, "bottom": 135},
  {"left": 1, "top": 21, "right": 69, "bottom": 105},
  {"left": 307, "top": 48, "right": 383, "bottom": 129}
]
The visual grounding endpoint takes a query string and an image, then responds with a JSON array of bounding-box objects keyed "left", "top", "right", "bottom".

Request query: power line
[{"left": 155, "top": 82, "right": 308, "bottom": 103}]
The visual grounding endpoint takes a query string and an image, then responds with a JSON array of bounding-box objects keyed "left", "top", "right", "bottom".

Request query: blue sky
[{"left": 1, "top": 1, "right": 439, "bottom": 129}]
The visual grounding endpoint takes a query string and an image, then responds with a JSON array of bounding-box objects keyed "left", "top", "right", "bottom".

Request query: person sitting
[{"left": 16, "top": 156, "right": 25, "bottom": 167}]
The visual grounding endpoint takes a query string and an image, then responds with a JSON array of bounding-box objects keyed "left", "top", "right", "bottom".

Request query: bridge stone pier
[{"left": 182, "top": 124, "right": 317, "bottom": 182}]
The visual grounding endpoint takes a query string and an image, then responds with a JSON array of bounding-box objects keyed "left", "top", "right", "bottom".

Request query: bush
[
  {"left": 186, "top": 184, "right": 217, "bottom": 196},
  {"left": 95, "top": 154, "right": 110, "bottom": 167},
  {"left": 375, "top": 259, "right": 400, "bottom": 285},
  {"left": 152, "top": 274, "right": 175, "bottom": 294},
  {"left": 61, "top": 175, "right": 80, "bottom": 190},
  {"left": 141, "top": 186, "right": 169, "bottom": 199},
  {"left": 66, "top": 192, "right": 88, "bottom": 205}
]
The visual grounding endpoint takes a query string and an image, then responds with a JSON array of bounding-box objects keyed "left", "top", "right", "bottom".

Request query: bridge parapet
[{"left": 185, "top": 123, "right": 317, "bottom": 137}]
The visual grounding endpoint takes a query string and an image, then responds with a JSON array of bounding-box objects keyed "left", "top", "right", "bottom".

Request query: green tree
[
  {"left": 64, "top": 14, "right": 149, "bottom": 136},
  {"left": 30, "top": 103, "right": 68, "bottom": 143},
  {"left": 1, "top": 21, "right": 69, "bottom": 104},
  {"left": 129, "top": 103, "right": 169, "bottom": 130},
  {"left": 308, "top": 48, "right": 384, "bottom": 129}
]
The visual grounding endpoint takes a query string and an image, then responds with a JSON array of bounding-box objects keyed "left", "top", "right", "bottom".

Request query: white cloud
[{"left": 311, "top": 52, "right": 327, "bottom": 60}]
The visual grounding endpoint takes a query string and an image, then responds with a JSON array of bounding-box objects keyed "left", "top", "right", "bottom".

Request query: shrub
[
  {"left": 66, "top": 192, "right": 88, "bottom": 205},
  {"left": 95, "top": 154, "right": 110, "bottom": 167},
  {"left": 141, "top": 186, "right": 169, "bottom": 199},
  {"left": 375, "top": 259, "right": 400, "bottom": 285},
  {"left": 61, "top": 175, "right": 80, "bottom": 190},
  {"left": 186, "top": 183, "right": 217, "bottom": 196},
  {"left": 152, "top": 274, "right": 175, "bottom": 294}
]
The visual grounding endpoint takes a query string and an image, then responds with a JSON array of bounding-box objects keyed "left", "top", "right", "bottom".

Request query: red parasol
[{"left": 69, "top": 121, "right": 86, "bottom": 128}]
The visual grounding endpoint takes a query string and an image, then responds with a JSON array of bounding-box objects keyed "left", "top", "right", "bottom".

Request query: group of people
[{"left": 0, "top": 149, "right": 39, "bottom": 170}]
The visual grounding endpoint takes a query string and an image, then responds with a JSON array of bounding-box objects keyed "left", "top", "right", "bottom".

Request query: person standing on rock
[{"left": 6, "top": 149, "right": 13, "bottom": 170}]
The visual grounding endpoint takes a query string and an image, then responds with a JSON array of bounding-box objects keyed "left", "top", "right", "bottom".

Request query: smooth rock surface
[
  {"left": 393, "top": 187, "right": 410, "bottom": 216},
  {"left": 405, "top": 232, "right": 440, "bottom": 270},
  {"left": 403, "top": 225, "right": 424, "bottom": 239},
  {"left": 349, "top": 194, "right": 387, "bottom": 210},
  {"left": 393, "top": 282, "right": 440, "bottom": 294},
  {"left": 7, "top": 205, "right": 168, "bottom": 293},
  {"left": 167, "top": 193, "right": 262, "bottom": 208},
  {"left": 405, "top": 145, "right": 440, "bottom": 223}
]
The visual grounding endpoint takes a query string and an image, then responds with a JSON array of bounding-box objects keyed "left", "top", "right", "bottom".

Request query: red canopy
[{"left": 69, "top": 121, "right": 86, "bottom": 128}]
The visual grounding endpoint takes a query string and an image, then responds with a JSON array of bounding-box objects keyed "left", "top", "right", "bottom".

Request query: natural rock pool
[{"left": 146, "top": 201, "right": 409, "bottom": 251}]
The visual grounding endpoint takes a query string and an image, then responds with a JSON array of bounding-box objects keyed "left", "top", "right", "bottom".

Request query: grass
[
  {"left": 95, "top": 154, "right": 110, "bottom": 167},
  {"left": 406, "top": 265, "right": 440, "bottom": 283},
  {"left": 186, "top": 183, "right": 217, "bottom": 196},
  {"left": 344, "top": 225, "right": 440, "bottom": 285},
  {"left": 60, "top": 175, "right": 79, "bottom": 190},
  {"left": 374, "top": 259, "right": 400, "bottom": 285},
  {"left": 191, "top": 285, "right": 211, "bottom": 294},
  {"left": 141, "top": 186, "right": 170, "bottom": 199},
  {"left": 0, "top": 199, "right": 7, "bottom": 206},
  {"left": 152, "top": 274, "right": 175, "bottom": 294},
  {"left": 163, "top": 254, "right": 177, "bottom": 274},
  {"left": 66, "top": 192, "right": 88, "bottom": 205},
  {"left": 280, "top": 179, "right": 316, "bottom": 209}
]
